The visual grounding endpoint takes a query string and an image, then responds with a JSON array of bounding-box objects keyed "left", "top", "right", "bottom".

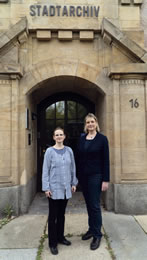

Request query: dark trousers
[
  {"left": 48, "top": 198, "right": 68, "bottom": 247},
  {"left": 80, "top": 174, "right": 103, "bottom": 238}
]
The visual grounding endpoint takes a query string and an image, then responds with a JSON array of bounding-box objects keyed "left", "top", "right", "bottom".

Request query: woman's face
[
  {"left": 53, "top": 129, "right": 65, "bottom": 144},
  {"left": 85, "top": 117, "right": 97, "bottom": 132}
]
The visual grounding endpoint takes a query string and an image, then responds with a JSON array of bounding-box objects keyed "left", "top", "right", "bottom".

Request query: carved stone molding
[
  {"left": 133, "top": 0, "right": 143, "bottom": 5},
  {"left": 0, "top": 63, "right": 23, "bottom": 78},
  {"left": 120, "top": 79, "right": 144, "bottom": 85},
  {"left": 108, "top": 64, "right": 147, "bottom": 80},
  {"left": 0, "top": 17, "right": 27, "bottom": 51},
  {"left": 18, "top": 32, "right": 28, "bottom": 44},
  {"left": 121, "top": 0, "right": 131, "bottom": 5},
  {"left": 0, "top": 79, "right": 11, "bottom": 85},
  {"left": 120, "top": 0, "right": 143, "bottom": 5},
  {"left": 103, "top": 32, "right": 112, "bottom": 45},
  {"left": 101, "top": 18, "right": 147, "bottom": 63}
]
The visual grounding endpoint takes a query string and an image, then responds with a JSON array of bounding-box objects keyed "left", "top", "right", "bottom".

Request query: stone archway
[
  {"left": 16, "top": 59, "right": 113, "bottom": 213},
  {"left": 26, "top": 74, "right": 108, "bottom": 192}
]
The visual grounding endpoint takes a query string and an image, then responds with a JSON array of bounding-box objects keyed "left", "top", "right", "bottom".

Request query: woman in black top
[{"left": 77, "top": 113, "right": 110, "bottom": 250}]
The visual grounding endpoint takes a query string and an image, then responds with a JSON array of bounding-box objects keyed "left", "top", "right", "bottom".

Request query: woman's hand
[
  {"left": 101, "top": 182, "right": 109, "bottom": 191},
  {"left": 45, "top": 190, "right": 52, "bottom": 198},
  {"left": 71, "top": 186, "right": 76, "bottom": 193}
]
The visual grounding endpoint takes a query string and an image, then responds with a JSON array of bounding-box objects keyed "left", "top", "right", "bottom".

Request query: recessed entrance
[{"left": 37, "top": 92, "right": 95, "bottom": 191}]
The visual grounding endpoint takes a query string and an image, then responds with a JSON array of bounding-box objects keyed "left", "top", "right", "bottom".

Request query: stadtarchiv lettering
[{"left": 29, "top": 5, "right": 100, "bottom": 17}]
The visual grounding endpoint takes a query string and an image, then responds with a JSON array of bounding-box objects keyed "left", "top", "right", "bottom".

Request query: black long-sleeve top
[{"left": 77, "top": 132, "right": 110, "bottom": 182}]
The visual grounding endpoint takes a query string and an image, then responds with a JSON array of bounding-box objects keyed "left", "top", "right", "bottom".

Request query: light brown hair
[{"left": 53, "top": 127, "right": 65, "bottom": 136}]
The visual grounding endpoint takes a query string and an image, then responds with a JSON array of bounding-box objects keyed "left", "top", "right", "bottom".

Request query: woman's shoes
[
  {"left": 82, "top": 230, "right": 93, "bottom": 240},
  {"left": 49, "top": 238, "right": 71, "bottom": 255},
  {"left": 50, "top": 246, "right": 58, "bottom": 255},
  {"left": 90, "top": 237, "right": 101, "bottom": 250},
  {"left": 58, "top": 237, "right": 71, "bottom": 246},
  {"left": 49, "top": 236, "right": 101, "bottom": 254}
]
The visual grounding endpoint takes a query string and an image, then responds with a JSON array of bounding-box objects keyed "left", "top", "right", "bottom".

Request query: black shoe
[
  {"left": 58, "top": 237, "right": 71, "bottom": 246},
  {"left": 50, "top": 246, "right": 58, "bottom": 255},
  {"left": 82, "top": 231, "right": 93, "bottom": 240},
  {"left": 90, "top": 237, "right": 101, "bottom": 250}
]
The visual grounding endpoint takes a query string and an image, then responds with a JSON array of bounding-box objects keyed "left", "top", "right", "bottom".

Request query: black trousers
[
  {"left": 79, "top": 174, "right": 103, "bottom": 238},
  {"left": 48, "top": 198, "right": 68, "bottom": 247}
]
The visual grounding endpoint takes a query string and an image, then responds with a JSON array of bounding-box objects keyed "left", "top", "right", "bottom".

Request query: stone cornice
[
  {"left": 108, "top": 63, "right": 147, "bottom": 79},
  {"left": 0, "top": 63, "right": 23, "bottom": 78},
  {"left": 101, "top": 18, "right": 147, "bottom": 63}
]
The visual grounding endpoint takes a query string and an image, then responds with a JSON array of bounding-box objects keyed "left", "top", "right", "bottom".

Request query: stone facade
[{"left": 0, "top": 0, "right": 147, "bottom": 215}]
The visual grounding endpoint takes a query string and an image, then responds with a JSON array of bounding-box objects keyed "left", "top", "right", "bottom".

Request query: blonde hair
[{"left": 84, "top": 113, "right": 100, "bottom": 133}]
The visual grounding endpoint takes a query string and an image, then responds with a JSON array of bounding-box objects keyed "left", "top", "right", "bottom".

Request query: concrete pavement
[
  {"left": 42, "top": 212, "right": 112, "bottom": 260},
  {"left": 103, "top": 211, "right": 147, "bottom": 260},
  {"left": 0, "top": 192, "right": 147, "bottom": 260}
]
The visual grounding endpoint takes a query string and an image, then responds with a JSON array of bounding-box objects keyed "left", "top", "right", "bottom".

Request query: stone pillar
[
  {"left": 104, "top": 78, "right": 122, "bottom": 211},
  {"left": 120, "top": 78, "right": 146, "bottom": 181},
  {"left": 0, "top": 79, "right": 11, "bottom": 184},
  {"left": 10, "top": 76, "right": 20, "bottom": 186},
  {"left": 0, "top": 77, "right": 20, "bottom": 215},
  {"left": 114, "top": 77, "right": 147, "bottom": 214},
  {"left": 112, "top": 79, "right": 122, "bottom": 184}
]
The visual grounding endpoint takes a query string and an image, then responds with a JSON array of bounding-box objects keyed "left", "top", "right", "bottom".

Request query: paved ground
[
  {"left": 103, "top": 211, "right": 147, "bottom": 260},
  {"left": 0, "top": 192, "right": 147, "bottom": 260}
]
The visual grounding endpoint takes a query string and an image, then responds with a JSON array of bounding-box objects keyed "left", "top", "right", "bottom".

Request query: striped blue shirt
[{"left": 42, "top": 146, "right": 78, "bottom": 199}]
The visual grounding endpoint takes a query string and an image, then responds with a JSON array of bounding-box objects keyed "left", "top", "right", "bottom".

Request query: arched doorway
[{"left": 37, "top": 92, "right": 95, "bottom": 191}]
